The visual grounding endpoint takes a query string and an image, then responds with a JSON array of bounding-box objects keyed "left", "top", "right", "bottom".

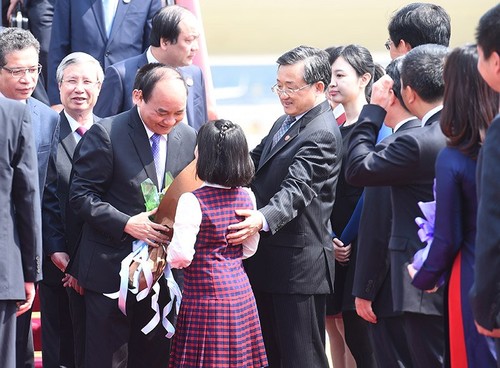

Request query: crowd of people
[{"left": 0, "top": 1, "right": 499, "bottom": 368}]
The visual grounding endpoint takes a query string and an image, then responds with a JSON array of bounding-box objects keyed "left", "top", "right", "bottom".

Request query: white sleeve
[
  {"left": 242, "top": 187, "right": 260, "bottom": 259},
  {"left": 166, "top": 192, "right": 202, "bottom": 269}
]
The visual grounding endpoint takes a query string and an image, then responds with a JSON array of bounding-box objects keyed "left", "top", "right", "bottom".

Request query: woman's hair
[
  {"left": 196, "top": 120, "right": 255, "bottom": 187},
  {"left": 440, "top": 44, "right": 499, "bottom": 159},
  {"left": 330, "top": 44, "right": 384, "bottom": 102}
]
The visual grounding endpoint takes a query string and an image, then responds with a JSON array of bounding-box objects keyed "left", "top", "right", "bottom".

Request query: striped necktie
[
  {"left": 272, "top": 115, "right": 295, "bottom": 148},
  {"left": 150, "top": 133, "right": 164, "bottom": 189}
]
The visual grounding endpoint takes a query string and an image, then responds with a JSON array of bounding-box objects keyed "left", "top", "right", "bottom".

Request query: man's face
[
  {"left": 59, "top": 62, "right": 102, "bottom": 118},
  {"left": 0, "top": 47, "right": 39, "bottom": 100},
  {"left": 275, "top": 61, "right": 317, "bottom": 117},
  {"left": 477, "top": 45, "right": 500, "bottom": 93},
  {"left": 134, "top": 77, "right": 187, "bottom": 135},
  {"left": 162, "top": 14, "right": 200, "bottom": 67}
]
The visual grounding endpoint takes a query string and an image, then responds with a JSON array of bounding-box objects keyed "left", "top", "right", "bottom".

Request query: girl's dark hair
[
  {"left": 440, "top": 44, "right": 499, "bottom": 159},
  {"left": 196, "top": 120, "right": 255, "bottom": 187}
]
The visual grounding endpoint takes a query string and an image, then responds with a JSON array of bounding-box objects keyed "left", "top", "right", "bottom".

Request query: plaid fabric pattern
[{"left": 169, "top": 187, "right": 268, "bottom": 368}]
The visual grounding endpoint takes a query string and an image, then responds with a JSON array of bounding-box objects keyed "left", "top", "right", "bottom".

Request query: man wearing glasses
[
  {"left": 227, "top": 46, "right": 342, "bottom": 367},
  {"left": 0, "top": 27, "right": 62, "bottom": 368}
]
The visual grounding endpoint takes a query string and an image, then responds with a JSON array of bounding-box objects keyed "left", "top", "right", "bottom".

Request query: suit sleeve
[
  {"left": 471, "top": 116, "right": 500, "bottom": 330},
  {"left": 13, "top": 105, "right": 43, "bottom": 282},
  {"left": 47, "top": 0, "right": 71, "bottom": 105},
  {"left": 69, "top": 124, "right": 130, "bottom": 242},
  {"left": 260, "top": 127, "right": 341, "bottom": 234},
  {"left": 94, "top": 65, "right": 124, "bottom": 118},
  {"left": 42, "top": 115, "right": 66, "bottom": 255},
  {"left": 345, "top": 104, "right": 421, "bottom": 187}
]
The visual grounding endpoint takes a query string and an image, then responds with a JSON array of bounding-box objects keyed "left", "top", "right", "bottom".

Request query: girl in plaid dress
[{"left": 167, "top": 120, "right": 268, "bottom": 368}]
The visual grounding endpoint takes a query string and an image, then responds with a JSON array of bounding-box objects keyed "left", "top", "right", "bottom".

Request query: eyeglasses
[
  {"left": 384, "top": 39, "right": 393, "bottom": 51},
  {"left": 271, "top": 83, "right": 311, "bottom": 97},
  {"left": 1, "top": 64, "right": 42, "bottom": 78},
  {"left": 61, "top": 79, "right": 101, "bottom": 88}
]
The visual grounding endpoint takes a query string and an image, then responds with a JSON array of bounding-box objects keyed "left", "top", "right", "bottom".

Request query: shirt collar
[{"left": 421, "top": 105, "right": 443, "bottom": 127}]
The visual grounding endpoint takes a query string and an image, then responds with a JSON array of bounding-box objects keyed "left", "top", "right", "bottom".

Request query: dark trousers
[
  {"left": 16, "top": 308, "right": 34, "bottom": 368},
  {"left": 0, "top": 300, "right": 17, "bottom": 368},
  {"left": 39, "top": 281, "right": 75, "bottom": 368},
  {"left": 343, "top": 309, "right": 378, "bottom": 368},
  {"left": 371, "top": 315, "right": 413, "bottom": 368},
  {"left": 254, "top": 291, "right": 329, "bottom": 368},
  {"left": 67, "top": 287, "right": 86, "bottom": 368},
  {"left": 84, "top": 278, "right": 171, "bottom": 368},
  {"left": 402, "top": 312, "right": 445, "bottom": 368}
]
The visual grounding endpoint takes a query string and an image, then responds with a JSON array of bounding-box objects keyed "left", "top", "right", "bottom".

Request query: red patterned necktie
[{"left": 76, "top": 126, "right": 87, "bottom": 137}]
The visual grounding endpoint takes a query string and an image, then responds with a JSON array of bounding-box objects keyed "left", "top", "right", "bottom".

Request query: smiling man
[{"left": 69, "top": 63, "right": 196, "bottom": 368}]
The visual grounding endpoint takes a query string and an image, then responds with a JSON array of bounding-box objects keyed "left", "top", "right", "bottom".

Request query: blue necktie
[
  {"left": 150, "top": 133, "right": 164, "bottom": 189},
  {"left": 102, "top": 0, "right": 117, "bottom": 37},
  {"left": 272, "top": 115, "right": 295, "bottom": 148}
]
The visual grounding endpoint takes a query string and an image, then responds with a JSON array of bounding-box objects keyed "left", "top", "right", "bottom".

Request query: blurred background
[{"left": 195, "top": 0, "right": 497, "bottom": 146}]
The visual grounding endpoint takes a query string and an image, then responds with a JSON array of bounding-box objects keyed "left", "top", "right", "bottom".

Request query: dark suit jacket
[
  {"left": 471, "top": 113, "right": 500, "bottom": 330},
  {"left": 0, "top": 97, "right": 42, "bottom": 300},
  {"left": 352, "top": 118, "right": 421, "bottom": 317},
  {"left": 69, "top": 106, "right": 196, "bottom": 293},
  {"left": 42, "top": 112, "right": 100, "bottom": 284},
  {"left": 94, "top": 51, "right": 208, "bottom": 131},
  {"left": 345, "top": 104, "right": 446, "bottom": 315},
  {"left": 244, "top": 100, "right": 342, "bottom": 295},
  {"left": 47, "top": 0, "right": 161, "bottom": 104}
]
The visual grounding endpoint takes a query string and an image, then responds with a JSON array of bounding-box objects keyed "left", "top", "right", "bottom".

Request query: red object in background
[{"left": 32, "top": 291, "right": 43, "bottom": 367}]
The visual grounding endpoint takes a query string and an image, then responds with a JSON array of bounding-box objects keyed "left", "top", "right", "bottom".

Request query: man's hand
[
  {"left": 50, "top": 252, "right": 70, "bottom": 272},
  {"left": 16, "top": 282, "right": 35, "bottom": 317},
  {"left": 333, "top": 238, "right": 351, "bottom": 264},
  {"left": 124, "top": 208, "right": 169, "bottom": 247},
  {"left": 62, "top": 274, "right": 84, "bottom": 295},
  {"left": 370, "top": 75, "right": 394, "bottom": 109},
  {"left": 227, "top": 209, "right": 263, "bottom": 245},
  {"left": 475, "top": 321, "right": 500, "bottom": 338},
  {"left": 407, "top": 263, "right": 439, "bottom": 293},
  {"left": 355, "top": 297, "right": 377, "bottom": 324},
  {"left": 6, "top": 0, "right": 23, "bottom": 20}
]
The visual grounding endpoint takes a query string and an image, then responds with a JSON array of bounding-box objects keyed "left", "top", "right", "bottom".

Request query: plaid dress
[{"left": 168, "top": 186, "right": 268, "bottom": 368}]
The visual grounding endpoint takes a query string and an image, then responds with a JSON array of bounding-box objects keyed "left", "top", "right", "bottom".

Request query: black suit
[
  {"left": 0, "top": 97, "right": 42, "bottom": 368},
  {"left": 345, "top": 104, "right": 446, "bottom": 367},
  {"left": 244, "top": 100, "right": 342, "bottom": 367},
  {"left": 353, "top": 118, "right": 420, "bottom": 367},
  {"left": 70, "top": 106, "right": 196, "bottom": 368}
]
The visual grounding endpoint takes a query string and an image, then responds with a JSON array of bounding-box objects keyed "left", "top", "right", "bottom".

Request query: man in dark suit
[
  {"left": 227, "top": 46, "right": 342, "bottom": 367},
  {"left": 94, "top": 5, "right": 208, "bottom": 131},
  {"left": 344, "top": 44, "right": 448, "bottom": 368},
  {"left": 0, "top": 27, "right": 62, "bottom": 368},
  {"left": 47, "top": 0, "right": 162, "bottom": 108},
  {"left": 352, "top": 57, "right": 418, "bottom": 367},
  {"left": 38, "top": 52, "right": 104, "bottom": 368},
  {"left": 69, "top": 64, "right": 196, "bottom": 368},
  {"left": 470, "top": 3, "right": 500, "bottom": 353},
  {"left": 0, "top": 97, "right": 42, "bottom": 368}
]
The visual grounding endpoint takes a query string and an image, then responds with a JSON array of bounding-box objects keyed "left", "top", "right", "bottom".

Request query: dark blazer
[
  {"left": 352, "top": 118, "right": 421, "bottom": 317},
  {"left": 345, "top": 105, "right": 446, "bottom": 315},
  {"left": 471, "top": 113, "right": 500, "bottom": 330},
  {"left": 94, "top": 51, "right": 208, "bottom": 131},
  {"left": 0, "top": 97, "right": 42, "bottom": 300},
  {"left": 244, "top": 100, "right": 342, "bottom": 295},
  {"left": 47, "top": 0, "right": 161, "bottom": 104},
  {"left": 69, "top": 106, "right": 196, "bottom": 293}
]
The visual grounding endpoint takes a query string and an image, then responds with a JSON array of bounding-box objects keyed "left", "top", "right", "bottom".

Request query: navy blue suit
[
  {"left": 47, "top": 0, "right": 161, "bottom": 104},
  {"left": 94, "top": 51, "right": 208, "bottom": 130}
]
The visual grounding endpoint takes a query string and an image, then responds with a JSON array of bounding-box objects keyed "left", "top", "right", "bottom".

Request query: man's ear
[
  {"left": 132, "top": 89, "right": 142, "bottom": 105},
  {"left": 398, "top": 39, "right": 413, "bottom": 54},
  {"left": 403, "top": 85, "right": 416, "bottom": 105}
]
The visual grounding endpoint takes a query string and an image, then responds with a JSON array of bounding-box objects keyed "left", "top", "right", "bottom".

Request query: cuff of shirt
[{"left": 258, "top": 210, "right": 269, "bottom": 232}]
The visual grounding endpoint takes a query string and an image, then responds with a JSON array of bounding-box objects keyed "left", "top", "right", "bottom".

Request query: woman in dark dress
[{"left": 409, "top": 45, "right": 498, "bottom": 367}]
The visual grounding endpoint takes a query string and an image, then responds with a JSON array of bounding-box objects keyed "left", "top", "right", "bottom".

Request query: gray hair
[
  {"left": 56, "top": 52, "right": 104, "bottom": 84},
  {"left": 0, "top": 28, "right": 39, "bottom": 66}
]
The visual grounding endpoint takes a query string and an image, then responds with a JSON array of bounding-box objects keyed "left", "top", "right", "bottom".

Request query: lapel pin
[
  {"left": 185, "top": 77, "right": 194, "bottom": 87},
  {"left": 123, "top": 0, "right": 130, "bottom": 4},
  {"left": 284, "top": 135, "right": 290, "bottom": 141}
]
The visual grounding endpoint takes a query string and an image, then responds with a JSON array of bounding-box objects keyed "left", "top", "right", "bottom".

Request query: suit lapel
[
  {"left": 165, "top": 125, "right": 182, "bottom": 177},
  {"left": 127, "top": 107, "right": 159, "bottom": 189},
  {"left": 179, "top": 67, "right": 195, "bottom": 126},
  {"left": 27, "top": 98, "right": 42, "bottom": 150},
  {"left": 108, "top": 0, "right": 130, "bottom": 45},
  {"left": 59, "top": 113, "right": 77, "bottom": 160},
  {"left": 90, "top": 0, "right": 108, "bottom": 43}
]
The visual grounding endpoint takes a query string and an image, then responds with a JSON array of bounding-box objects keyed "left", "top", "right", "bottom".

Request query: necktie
[
  {"left": 102, "top": 0, "right": 118, "bottom": 37},
  {"left": 336, "top": 112, "right": 347, "bottom": 126},
  {"left": 76, "top": 126, "right": 87, "bottom": 137},
  {"left": 272, "top": 115, "right": 295, "bottom": 148},
  {"left": 150, "top": 133, "right": 164, "bottom": 189}
]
